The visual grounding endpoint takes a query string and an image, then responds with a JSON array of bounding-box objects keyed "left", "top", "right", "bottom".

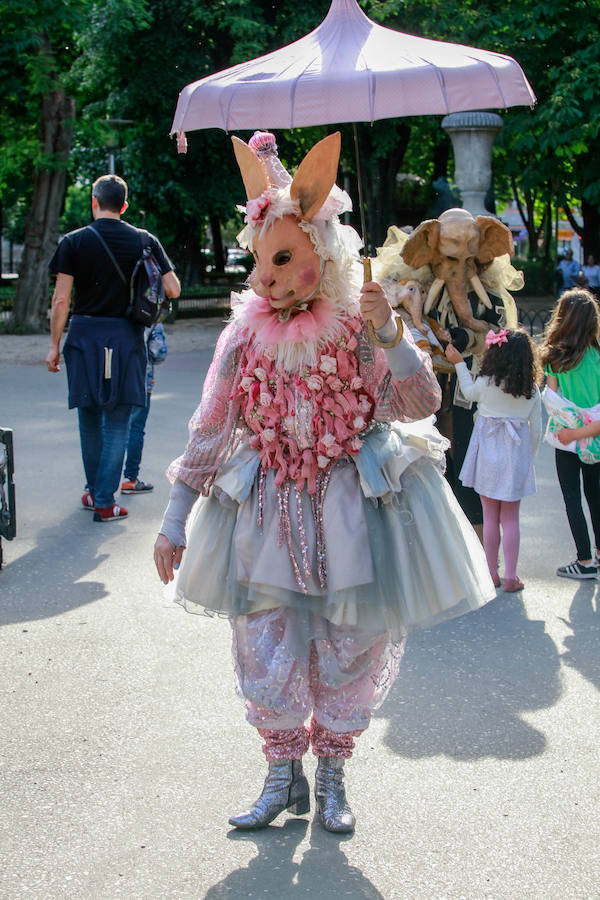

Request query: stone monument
[{"left": 441, "top": 111, "right": 504, "bottom": 217}]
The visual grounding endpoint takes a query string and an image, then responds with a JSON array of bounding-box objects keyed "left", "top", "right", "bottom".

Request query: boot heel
[{"left": 291, "top": 795, "right": 310, "bottom": 815}]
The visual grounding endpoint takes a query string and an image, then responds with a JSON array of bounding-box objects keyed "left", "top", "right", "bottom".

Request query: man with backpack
[{"left": 46, "top": 174, "right": 180, "bottom": 522}]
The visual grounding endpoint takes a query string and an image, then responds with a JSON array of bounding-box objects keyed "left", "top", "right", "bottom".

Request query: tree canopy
[{"left": 1, "top": 0, "right": 599, "bottom": 328}]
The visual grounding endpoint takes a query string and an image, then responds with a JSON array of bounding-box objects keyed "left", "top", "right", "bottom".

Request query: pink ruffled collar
[
  {"left": 233, "top": 292, "right": 348, "bottom": 372},
  {"left": 239, "top": 292, "right": 341, "bottom": 347}
]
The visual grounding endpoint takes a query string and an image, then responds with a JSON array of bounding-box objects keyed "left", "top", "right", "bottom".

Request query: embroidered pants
[{"left": 232, "top": 607, "right": 405, "bottom": 760}]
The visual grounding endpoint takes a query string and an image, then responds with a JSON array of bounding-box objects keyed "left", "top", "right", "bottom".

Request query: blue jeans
[
  {"left": 77, "top": 404, "right": 132, "bottom": 508},
  {"left": 123, "top": 393, "right": 151, "bottom": 482}
]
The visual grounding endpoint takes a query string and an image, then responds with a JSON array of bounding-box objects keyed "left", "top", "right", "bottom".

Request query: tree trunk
[
  {"left": 581, "top": 197, "right": 600, "bottom": 260},
  {"left": 210, "top": 215, "right": 225, "bottom": 273},
  {"left": 10, "top": 90, "right": 76, "bottom": 332}
]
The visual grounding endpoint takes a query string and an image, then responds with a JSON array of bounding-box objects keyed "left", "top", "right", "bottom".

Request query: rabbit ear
[
  {"left": 290, "top": 132, "right": 341, "bottom": 221},
  {"left": 231, "top": 136, "right": 269, "bottom": 200}
]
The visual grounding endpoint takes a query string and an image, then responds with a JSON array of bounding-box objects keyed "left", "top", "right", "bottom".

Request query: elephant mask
[{"left": 401, "top": 208, "right": 515, "bottom": 333}]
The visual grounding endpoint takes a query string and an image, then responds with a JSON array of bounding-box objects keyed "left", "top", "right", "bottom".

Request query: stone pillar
[{"left": 441, "top": 112, "right": 503, "bottom": 217}]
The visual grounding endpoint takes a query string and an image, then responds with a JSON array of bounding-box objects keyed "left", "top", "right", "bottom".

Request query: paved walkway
[{"left": 0, "top": 316, "right": 598, "bottom": 899}]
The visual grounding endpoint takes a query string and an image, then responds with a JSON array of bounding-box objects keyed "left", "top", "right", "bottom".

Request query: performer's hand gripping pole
[{"left": 362, "top": 257, "right": 404, "bottom": 349}]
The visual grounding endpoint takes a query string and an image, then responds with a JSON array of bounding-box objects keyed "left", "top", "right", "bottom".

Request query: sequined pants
[{"left": 232, "top": 607, "right": 405, "bottom": 760}]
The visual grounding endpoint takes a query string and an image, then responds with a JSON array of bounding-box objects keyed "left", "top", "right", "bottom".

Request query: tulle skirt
[{"left": 173, "top": 419, "right": 496, "bottom": 641}]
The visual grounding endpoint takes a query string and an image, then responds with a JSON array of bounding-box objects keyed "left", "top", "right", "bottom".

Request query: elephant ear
[
  {"left": 290, "top": 132, "right": 341, "bottom": 221},
  {"left": 232, "top": 136, "right": 270, "bottom": 200},
  {"left": 401, "top": 219, "right": 440, "bottom": 269},
  {"left": 476, "top": 216, "right": 514, "bottom": 264}
]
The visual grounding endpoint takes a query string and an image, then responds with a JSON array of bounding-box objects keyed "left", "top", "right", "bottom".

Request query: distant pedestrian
[
  {"left": 445, "top": 329, "right": 542, "bottom": 592},
  {"left": 121, "top": 323, "right": 168, "bottom": 495},
  {"left": 539, "top": 289, "right": 600, "bottom": 580},
  {"left": 46, "top": 175, "right": 180, "bottom": 522},
  {"left": 581, "top": 254, "right": 600, "bottom": 300},
  {"left": 556, "top": 249, "right": 580, "bottom": 294}
]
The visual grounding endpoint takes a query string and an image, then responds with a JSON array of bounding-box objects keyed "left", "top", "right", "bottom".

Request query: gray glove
[{"left": 158, "top": 479, "right": 200, "bottom": 549}]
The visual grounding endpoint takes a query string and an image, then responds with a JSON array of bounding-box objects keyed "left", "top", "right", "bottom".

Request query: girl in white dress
[{"left": 445, "top": 329, "right": 542, "bottom": 592}]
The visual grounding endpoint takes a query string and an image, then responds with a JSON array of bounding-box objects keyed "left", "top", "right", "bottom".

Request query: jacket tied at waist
[{"left": 62, "top": 315, "right": 146, "bottom": 410}]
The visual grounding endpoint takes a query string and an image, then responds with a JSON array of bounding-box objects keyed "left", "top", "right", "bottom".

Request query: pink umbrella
[{"left": 171, "top": 0, "right": 535, "bottom": 136}]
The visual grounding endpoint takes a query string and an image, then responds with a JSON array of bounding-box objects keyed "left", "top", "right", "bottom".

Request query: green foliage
[{"left": 1, "top": 0, "right": 599, "bottom": 283}]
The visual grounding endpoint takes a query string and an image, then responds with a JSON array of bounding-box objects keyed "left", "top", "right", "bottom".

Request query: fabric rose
[
  {"left": 306, "top": 373, "right": 324, "bottom": 391},
  {"left": 240, "top": 376, "right": 255, "bottom": 392},
  {"left": 245, "top": 195, "right": 271, "bottom": 223},
  {"left": 254, "top": 367, "right": 268, "bottom": 382},
  {"left": 319, "top": 355, "right": 337, "bottom": 375}
]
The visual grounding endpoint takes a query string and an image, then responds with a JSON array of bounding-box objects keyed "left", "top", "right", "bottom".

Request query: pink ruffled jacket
[{"left": 168, "top": 314, "right": 441, "bottom": 496}]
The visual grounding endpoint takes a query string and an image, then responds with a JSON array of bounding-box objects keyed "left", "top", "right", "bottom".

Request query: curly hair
[
  {"left": 539, "top": 289, "right": 600, "bottom": 373},
  {"left": 479, "top": 329, "right": 541, "bottom": 398}
]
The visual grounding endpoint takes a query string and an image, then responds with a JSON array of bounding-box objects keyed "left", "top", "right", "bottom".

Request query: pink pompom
[{"left": 249, "top": 131, "right": 277, "bottom": 153}]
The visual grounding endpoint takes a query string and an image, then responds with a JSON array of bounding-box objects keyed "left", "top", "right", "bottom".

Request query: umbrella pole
[{"left": 353, "top": 123, "right": 368, "bottom": 253}]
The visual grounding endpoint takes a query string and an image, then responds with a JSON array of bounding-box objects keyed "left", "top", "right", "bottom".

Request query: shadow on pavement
[
  {"left": 0, "top": 512, "right": 108, "bottom": 626},
  {"left": 379, "top": 592, "right": 561, "bottom": 760},
  {"left": 560, "top": 581, "right": 600, "bottom": 691},
  {"left": 201, "top": 818, "right": 383, "bottom": 899}
]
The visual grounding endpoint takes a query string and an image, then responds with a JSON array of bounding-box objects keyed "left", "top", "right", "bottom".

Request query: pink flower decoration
[
  {"left": 320, "top": 355, "right": 337, "bottom": 375},
  {"left": 245, "top": 196, "right": 271, "bottom": 223},
  {"left": 238, "top": 316, "right": 374, "bottom": 493},
  {"left": 306, "top": 374, "right": 324, "bottom": 391}
]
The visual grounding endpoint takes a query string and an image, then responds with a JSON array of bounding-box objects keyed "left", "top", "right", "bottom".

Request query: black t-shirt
[{"left": 49, "top": 218, "right": 175, "bottom": 317}]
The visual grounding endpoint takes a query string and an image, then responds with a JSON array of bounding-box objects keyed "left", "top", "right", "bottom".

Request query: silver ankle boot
[
  {"left": 229, "top": 759, "right": 310, "bottom": 829},
  {"left": 314, "top": 756, "right": 355, "bottom": 833}
]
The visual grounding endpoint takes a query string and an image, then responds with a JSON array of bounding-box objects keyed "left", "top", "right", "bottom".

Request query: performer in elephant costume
[
  {"left": 154, "top": 131, "right": 495, "bottom": 834},
  {"left": 373, "top": 209, "right": 524, "bottom": 529}
]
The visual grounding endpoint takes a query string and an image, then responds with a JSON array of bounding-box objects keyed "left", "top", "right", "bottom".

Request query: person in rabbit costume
[{"left": 154, "top": 131, "right": 495, "bottom": 833}]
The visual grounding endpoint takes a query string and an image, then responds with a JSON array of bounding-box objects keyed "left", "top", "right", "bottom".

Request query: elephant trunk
[{"left": 444, "top": 278, "right": 491, "bottom": 334}]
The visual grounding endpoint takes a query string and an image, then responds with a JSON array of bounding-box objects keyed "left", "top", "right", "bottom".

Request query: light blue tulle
[{"left": 174, "top": 424, "right": 495, "bottom": 640}]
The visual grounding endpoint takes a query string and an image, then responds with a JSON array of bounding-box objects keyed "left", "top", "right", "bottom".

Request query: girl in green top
[{"left": 539, "top": 289, "right": 600, "bottom": 579}]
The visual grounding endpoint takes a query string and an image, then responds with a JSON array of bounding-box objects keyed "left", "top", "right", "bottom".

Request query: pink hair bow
[{"left": 485, "top": 328, "right": 508, "bottom": 348}]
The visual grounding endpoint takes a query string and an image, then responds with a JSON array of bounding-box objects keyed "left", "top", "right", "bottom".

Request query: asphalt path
[{"left": 0, "top": 325, "right": 598, "bottom": 899}]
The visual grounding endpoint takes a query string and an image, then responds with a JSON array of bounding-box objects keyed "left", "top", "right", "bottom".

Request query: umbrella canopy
[{"left": 171, "top": 0, "right": 535, "bottom": 135}]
